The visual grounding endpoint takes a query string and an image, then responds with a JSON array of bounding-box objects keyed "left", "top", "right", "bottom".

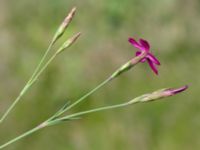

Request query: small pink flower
[{"left": 129, "top": 37, "right": 160, "bottom": 75}]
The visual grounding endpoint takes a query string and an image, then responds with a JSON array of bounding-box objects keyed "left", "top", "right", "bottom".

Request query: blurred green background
[{"left": 0, "top": 0, "right": 199, "bottom": 149}]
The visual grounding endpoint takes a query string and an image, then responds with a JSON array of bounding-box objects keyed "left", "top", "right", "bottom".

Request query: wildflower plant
[{"left": 0, "top": 7, "right": 188, "bottom": 149}]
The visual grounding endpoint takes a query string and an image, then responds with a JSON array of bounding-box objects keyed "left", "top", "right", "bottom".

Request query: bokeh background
[{"left": 0, "top": 0, "right": 199, "bottom": 150}]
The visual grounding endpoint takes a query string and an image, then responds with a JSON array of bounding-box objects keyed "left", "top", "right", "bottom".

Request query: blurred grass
[{"left": 0, "top": 0, "right": 199, "bottom": 150}]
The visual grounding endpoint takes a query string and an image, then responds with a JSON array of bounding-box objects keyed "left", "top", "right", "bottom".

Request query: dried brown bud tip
[
  {"left": 52, "top": 7, "right": 77, "bottom": 44},
  {"left": 61, "top": 7, "right": 76, "bottom": 29}
]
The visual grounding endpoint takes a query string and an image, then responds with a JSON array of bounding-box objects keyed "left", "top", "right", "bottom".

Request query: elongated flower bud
[
  {"left": 56, "top": 32, "right": 81, "bottom": 54},
  {"left": 110, "top": 51, "right": 148, "bottom": 79},
  {"left": 128, "top": 85, "right": 188, "bottom": 104},
  {"left": 52, "top": 7, "right": 77, "bottom": 44}
]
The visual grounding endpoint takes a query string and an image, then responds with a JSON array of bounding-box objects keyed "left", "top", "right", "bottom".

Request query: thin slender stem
[
  {"left": 2, "top": 51, "right": 64, "bottom": 125},
  {"left": 28, "top": 41, "right": 54, "bottom": 84},
  {"left": 56, "top": 77, "right": 113, "bottom": 115},
  {"left": 50, "top": 98, "right": 139, "bottom": 125},
  {"left": 0, "top": 124, "right": 44, "bottom": 149},
  {"left": 53, "top": 53, "right": 147, "bottom": 117},
  {"left": 0, "top": 97, "right": 139, "bottom": 149},
  {"left": 0, "top": 52, "right": 147, "bottom": 148},
  {"left": 40, "top": 76, "right": 113, "bottom": 124},
  {"left": 28, "top": 52, "right": 58, "bottom": 85},
  {"left": 0, "top": 41, "right": 54, "bottom": 123}
]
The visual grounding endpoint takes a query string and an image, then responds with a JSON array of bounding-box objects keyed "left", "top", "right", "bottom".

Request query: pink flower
[{"left": 129, "top": 37, "right": 160, "bottom": 75}]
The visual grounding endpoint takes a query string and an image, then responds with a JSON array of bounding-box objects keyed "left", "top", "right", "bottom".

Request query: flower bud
[
  {"left": 128, "top": 85, "right": 188, "bottom": 104},
  {"left": 52, "top": 7, "right": 76, "bottom": 44},
  {"left": 110, "top": 51, "right": 147, "bottom": 79},
  {"left": 56, "top": 32, "right": 81, "bottom": 54}
]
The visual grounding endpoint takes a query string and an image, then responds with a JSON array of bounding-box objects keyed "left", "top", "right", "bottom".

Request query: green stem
[
  {"left": 0, "top": 41, "right": 54, "bottom": 123},
  {"left": 50, "top": 98, "right": 139, "bottom": 125},
  {"left": 0, "top": 52, "right": 146, "bottom": 148},
  {"left": 54, "top": 54, "right": 146, "bottom": 117},
  {"left": 28, "top": 41, "right": 54, "bottom": 84},
  {"left": 0, "top": 97, "right": 140, "bottom": 149},
  {"left": 28, "top": 52, "right": 58, "bottom": 85},
  {"left": 57, "top": 77, "right": 113, "bottom": 115},
  {"left": 0, "top": 124, "right": 44, "bottom": 149},
  {"left": 4, "top": 51, "right": 59, "bottom": 125},
  {"left": 39, "top": 76, "right": 113, "bottom": 123}
]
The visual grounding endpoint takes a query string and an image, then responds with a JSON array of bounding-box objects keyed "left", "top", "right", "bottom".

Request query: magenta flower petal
[
  {"left": 129, "top": 38, "right": 142, "bottom": 50},
  {"left": 135, "top": 51, "right": 141, "bottom": 56},
  {"left": 167, "top": 85, "right": 188, "bottom": 95},
  {"left": 147, "top": 59, "right": 158, "bottom": 75},
  {"left": 129, "top": 37, "right": 160, "bottom": 75},
  {"left": 139, "top": 39, "right": 150, "bottom": 51},
  {"left": 147, "top": 53, "right": 161, "bottom": 65}
]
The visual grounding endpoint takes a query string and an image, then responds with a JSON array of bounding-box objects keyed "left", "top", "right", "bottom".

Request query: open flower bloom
[{"left": 129, "top": 37, "right": 160, "bottom": 75}]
